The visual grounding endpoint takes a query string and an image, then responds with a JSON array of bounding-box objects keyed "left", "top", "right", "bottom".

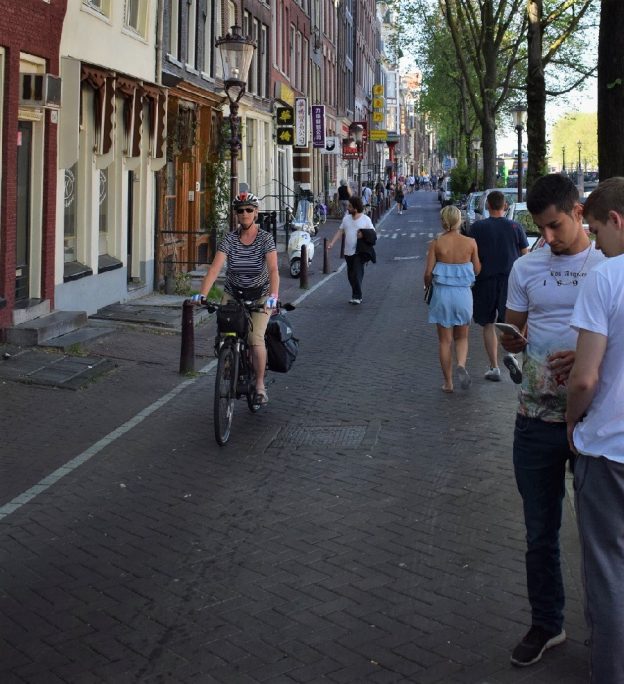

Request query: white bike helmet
[{"left": 233, "top": 192, "right": 259, "bottom": 209}]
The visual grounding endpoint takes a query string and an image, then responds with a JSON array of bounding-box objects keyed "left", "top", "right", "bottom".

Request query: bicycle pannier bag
[
  {"left": 265, "top": 312, "right": 299, "bottom": 373},
  {"left": 217, "top": 302, "right": 248, "bottom": 336}
]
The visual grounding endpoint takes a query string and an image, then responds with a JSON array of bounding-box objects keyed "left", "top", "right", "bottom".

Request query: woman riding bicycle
[{"left": 193, "top": 192, "right": 279, "bottom": 405}]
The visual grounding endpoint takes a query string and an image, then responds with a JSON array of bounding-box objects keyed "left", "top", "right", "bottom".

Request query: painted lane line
[{"left": 0, "top": 266, "right": 346, "bottom": 521}]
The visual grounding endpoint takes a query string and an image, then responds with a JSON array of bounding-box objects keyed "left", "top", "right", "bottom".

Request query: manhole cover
[{"left": 270, "top": 425, "right": 368, "bottom": 449}]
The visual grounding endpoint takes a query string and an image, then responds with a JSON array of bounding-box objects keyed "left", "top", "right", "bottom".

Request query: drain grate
[{"left": 270, "top": 424, "right": 368, "bottom": 449}]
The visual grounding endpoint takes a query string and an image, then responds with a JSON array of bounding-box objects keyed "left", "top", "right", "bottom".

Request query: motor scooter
[{"left": 287, "top": 199, "right": 316, "bottom": 278}]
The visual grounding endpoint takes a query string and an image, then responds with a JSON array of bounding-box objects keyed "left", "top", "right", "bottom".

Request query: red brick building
[{"left": 0, "top": 0, "right": 67, "bottom": 333}]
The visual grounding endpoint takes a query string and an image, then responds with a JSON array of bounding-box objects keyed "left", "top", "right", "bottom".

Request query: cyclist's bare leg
[{"left": 251, "top": 344, "right": 267, "bottom": 394}]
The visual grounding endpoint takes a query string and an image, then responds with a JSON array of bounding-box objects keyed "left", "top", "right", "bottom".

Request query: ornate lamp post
[
  {"left": 511, "top": 103, "right": 527, "bottom": 202},
  {"left": 216, "top": 25, "right": 256, "bottom": 230},
  {"left": 562, "top": 146, "right": 566, "bottom": 174},
  {"left": 471, "top": 137, "right": 481, "bottom": 189},
  {"left": 349, "top": 123, "right": 364, "bottom": 197},
  {"left": 577, "top": 139, "right": 584, "bottom": 194}
]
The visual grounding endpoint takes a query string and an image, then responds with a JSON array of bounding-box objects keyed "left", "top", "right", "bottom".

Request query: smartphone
[{"left": 495, "top": 323, "right": 527, "bottom": 342}]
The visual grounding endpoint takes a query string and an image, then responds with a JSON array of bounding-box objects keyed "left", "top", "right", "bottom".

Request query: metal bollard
[
  {"left": 179, "top": 299, "right": 195, "bottom": 374},
  {"left": 300, "top": 243, "right": 309, "bottom": 289},
  {"left": 323, "top": 238, "right": 329, "bottom": 274}
]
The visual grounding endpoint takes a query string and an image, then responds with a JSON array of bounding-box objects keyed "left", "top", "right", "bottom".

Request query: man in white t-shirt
[
  {"left": 327, "top": 195, "right": 376, "bottom": 304},
  {"left": 566, "top": 177, "right": 624, "bottom": 684},
  {"left": 500, "top": 174, "right": 605, "bottom": 668}
]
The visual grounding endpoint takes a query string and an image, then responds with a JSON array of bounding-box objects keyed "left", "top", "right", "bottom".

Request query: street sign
[
  {"left": 276, "top": 106, "right": 294, "bottom": 125},
  {"left": 369, "top": 129, "right": 387, "bottom": 141},
  {"left": 294, "top": 97, "right": 308, "bottom": 147},
  {"left": 276, "top": 127, "right": 294, "bottom": 145}
]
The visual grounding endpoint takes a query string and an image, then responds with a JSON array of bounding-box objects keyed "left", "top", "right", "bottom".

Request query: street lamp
[
  {"left": 216, "top": 25, "right": 256, "bottom": 230},
  {"left": 577, "top": 139, "right": 584, "bottom": 194},
  {"left": 562, "top": 145, "right": 566, "bottom": 174},
  {"left": 511, "top": 103, "right": 527, "bottom": 202},
  {"left": 471, "top": 137, "right": 481, "bottom": 189},
  {"left": 349, "top": 123, "right": 364, "bottom": 197}
]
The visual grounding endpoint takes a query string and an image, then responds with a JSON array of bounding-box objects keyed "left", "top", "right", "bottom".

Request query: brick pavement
[{"left": 0, "top": 192, "right": 588, "bottom": 682}]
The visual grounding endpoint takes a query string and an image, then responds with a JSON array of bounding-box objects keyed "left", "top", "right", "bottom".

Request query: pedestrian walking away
[
  {"left": 394, "top": 181, "right": 405, "bottom": 215},
  {"left": 470, "top": 190, "right": 529, "bottom": 381},
  {"left": 566, "top": 177, "right": 624, "bottom": 684},
  {"left": 192, "top": 191, "right": 279, "bottom": 405},
  {"left": 500, "top": 174, "right": 605, "bottom": 669},
  {"left": 424, "top": 205, "right": 480, "bottom": 393},
  {"left": 337, "top": 179, "right": 351, "bottom": 216},
  {"left": 328, "top": 195, "right": 376, "bottom": 305}
]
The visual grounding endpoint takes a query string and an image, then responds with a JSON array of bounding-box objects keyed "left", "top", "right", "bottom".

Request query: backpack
[{"left": 265, "top": 312, "right": 299, "bottom": 373}]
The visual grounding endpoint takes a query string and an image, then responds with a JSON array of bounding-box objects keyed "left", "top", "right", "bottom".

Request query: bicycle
[{"left": 203, "top": 296, "right": 292, "bottom": 446}]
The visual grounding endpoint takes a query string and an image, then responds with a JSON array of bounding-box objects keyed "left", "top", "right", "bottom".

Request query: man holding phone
[{"left": 500, "top": 174, "right": 605, "bottom": 668}]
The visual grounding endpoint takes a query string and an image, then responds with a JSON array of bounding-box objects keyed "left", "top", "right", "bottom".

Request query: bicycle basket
[{"left": 217, "top": 302, "right": 249, "bottom": 336}]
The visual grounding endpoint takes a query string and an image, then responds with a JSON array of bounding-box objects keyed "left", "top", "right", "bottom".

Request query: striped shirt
[{"left": 218, "top": 229, "right": 276, "bottom": 298}]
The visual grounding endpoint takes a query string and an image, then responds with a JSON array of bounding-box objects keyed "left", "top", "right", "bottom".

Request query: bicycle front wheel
[{"left": 214, "top": 343, "right": 237, "bottom": 445}]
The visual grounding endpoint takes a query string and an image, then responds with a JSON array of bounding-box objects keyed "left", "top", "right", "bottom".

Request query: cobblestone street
[{"left": 0, "top": 191, "right": 587, "bottom": 683}]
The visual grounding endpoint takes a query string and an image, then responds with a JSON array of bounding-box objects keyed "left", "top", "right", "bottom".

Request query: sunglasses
[{"left": 236, "top": 207, "right": 255, "bottom": 214}]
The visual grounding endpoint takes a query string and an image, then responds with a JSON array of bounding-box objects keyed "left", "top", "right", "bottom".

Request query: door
[{"left": 16, "top": 121, "right": 32, "bottom": 301}]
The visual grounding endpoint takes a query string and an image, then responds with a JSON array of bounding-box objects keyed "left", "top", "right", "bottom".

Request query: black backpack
[{"left": 265, "top": 312, "right": 299, "bottom": 373}]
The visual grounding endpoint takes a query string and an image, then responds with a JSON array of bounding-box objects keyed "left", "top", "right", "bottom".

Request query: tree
[
  {"left": 597, "top": 0, "right": 624, "bottom": 178},
  {"left": 526, "top": 0, "right": 596, "bottom": 190},
  {"left": 437, "top": 0, "right": 527, "bottom": 189}
]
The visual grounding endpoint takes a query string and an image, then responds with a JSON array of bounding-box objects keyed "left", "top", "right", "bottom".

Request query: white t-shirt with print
[
  {"left": 570, "top": 254, "right": 624, "bottom": 462},
  {"left": 506, "top": 243, "right": 605, "bottom": 421},
  {"left": 339, "top": 213, "right": 375, "bottom": 256}
]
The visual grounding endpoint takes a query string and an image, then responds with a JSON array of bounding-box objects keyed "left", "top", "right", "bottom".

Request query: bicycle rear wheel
[{"left": 214, "top": 343, "right": 236, "bottom": 445}]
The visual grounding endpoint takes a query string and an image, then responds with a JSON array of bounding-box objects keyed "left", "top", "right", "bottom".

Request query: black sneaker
[
  {"left": 510, "top": 626, "right": 566, "bottom": 667},
  {"left": 503, "top": 354, "right": 523, "bottom": 384}
]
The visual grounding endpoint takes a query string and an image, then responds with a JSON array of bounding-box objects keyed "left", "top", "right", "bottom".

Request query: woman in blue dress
[{"left": 424, "top": 205, "right": 481, "bottom": 392}]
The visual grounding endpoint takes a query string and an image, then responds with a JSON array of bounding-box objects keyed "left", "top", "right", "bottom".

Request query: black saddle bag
[{"left": 265, "top": 312, "right": 299, "bottom": 373}]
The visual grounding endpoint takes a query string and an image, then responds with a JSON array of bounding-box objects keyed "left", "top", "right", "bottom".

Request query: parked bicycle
[{"left": 202, "top": 296, "right": 294, "bottom": 446}]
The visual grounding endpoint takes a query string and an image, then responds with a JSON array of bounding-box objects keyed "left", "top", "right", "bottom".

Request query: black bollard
[
  {"left": 323, "top": 238, "right": 329, "bottom": 274},
  {"left": 300, "top": 243, "right": 309, "bottom": 289},
  {"left": 179, "top": 299, "right": 195, "bottom": 374}
]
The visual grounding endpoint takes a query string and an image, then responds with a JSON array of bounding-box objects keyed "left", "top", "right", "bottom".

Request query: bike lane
[{"left": 0, "top": 191, "right": 586, "bottom": 682}]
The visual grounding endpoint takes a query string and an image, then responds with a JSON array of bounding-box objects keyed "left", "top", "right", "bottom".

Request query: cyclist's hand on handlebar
[
  {"left": 266, "top": 294, "right": 278, "bottom": 310},
  {"left": 190, "top": 294, "right": 205, "bottom": 305}
]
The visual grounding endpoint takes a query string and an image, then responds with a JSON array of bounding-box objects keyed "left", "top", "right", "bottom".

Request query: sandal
[{"left": 255, "top": 390, "right": 269, "bottom": 405}]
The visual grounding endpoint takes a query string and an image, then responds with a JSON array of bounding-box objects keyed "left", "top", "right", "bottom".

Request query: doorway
[{"left": 16, "top": 121, "right": 33, "bottom": 302}]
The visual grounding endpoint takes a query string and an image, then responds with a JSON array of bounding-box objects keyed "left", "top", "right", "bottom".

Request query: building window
[
  {"left": 83, "top": 0, "right": 111, "bottom": 16},
  {"left": 202, "top": 0, "right": 218, "bottom": 76},
  {"left": 187, "top": 0, "right": 197, "bottom": 68},
  {"left": 259, "top": 25, "right": 268, "bottom": 97},
  {"left": 289, "top": 25, "right": 295, "bottom": 82},
  {"left": 64, "top": 162, "right": 79, "bottom": 263},
  {"left": 125, "top": 0, "right": 148, "bottom": 38},
  {"left": 167, "top": 0, "right": 180, "bottom": 59}
]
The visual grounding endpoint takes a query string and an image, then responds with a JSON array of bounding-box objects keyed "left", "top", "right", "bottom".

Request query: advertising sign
[
  {"left": 311, "top": 105, "right": 325, "bottom": 148},
  {"left": 276, "top": 106, "right": 294, "bottom": 125},
  {"left": 320, "top": 136, "right": 340, "bottom": 155},
  {"left": 276, "top": 128, "right": 294, "bottom": 145},
  {"left": 294, "top": 97, "right": 308, "bottom": 147}
]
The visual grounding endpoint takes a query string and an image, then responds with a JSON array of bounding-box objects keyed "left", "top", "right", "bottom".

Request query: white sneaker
[
  {"left": 352, "top": 299, "right": 362, "bottom": 305},
  {"left": 484, "top": 367, "right": 501, "bottom": 381}
]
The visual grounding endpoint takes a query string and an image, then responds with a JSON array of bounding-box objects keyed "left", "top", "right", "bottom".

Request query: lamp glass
[
  {"left": 471, "top": 138, "right": 481, "bottom": 152},
  {"left": 511, "top": 104, "right": 527, "bottom": 129},
  {"left": 216, "top": 26, "right": 256, "bottom": 89}
]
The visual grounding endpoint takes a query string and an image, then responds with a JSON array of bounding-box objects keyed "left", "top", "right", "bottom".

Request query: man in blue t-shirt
[{"left": 470, "top": 191, "right": 529, "bottom": 380}]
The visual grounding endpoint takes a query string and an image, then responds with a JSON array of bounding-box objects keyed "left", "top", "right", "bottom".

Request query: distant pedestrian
[
  {"left": 394, "top": 182, "right": 405, "bottom": 215},
  {"left": 567, "top": 177, "right": 624, "bottom": 684},
  {"left": 361, "top": 184, "right": 373, "bottom": 213},
  {"left": 500, "top": 174, "right": 605, "bottom": 668},
  {"left": 337, "top": 179, "right": 351, "bottom": 216},
  {"left": 327, "top": 196, "right": 376, "bottom": 305},
  {"left": 470, "top": 190, "right": 529, "bottom": 381},
  {"left": 424, "top": 205, "right": 480, "bottom": 392}
]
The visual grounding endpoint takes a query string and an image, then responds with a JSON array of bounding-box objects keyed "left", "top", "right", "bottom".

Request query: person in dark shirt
[{"left": 470, "top": 191, "right": 529, "bottom": 380}]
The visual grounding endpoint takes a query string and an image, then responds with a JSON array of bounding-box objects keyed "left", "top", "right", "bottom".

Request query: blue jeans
[{"left": 513, "top": 415, "right": 573, "bottom": 633}]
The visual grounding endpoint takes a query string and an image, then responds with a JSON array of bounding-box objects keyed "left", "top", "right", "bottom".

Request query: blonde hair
[{"left": 440, "top": 205, "right": 461, "bottom": 232}]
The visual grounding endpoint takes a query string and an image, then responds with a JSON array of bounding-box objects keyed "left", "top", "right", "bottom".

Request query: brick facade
[{"left": 0, "top": 0, "right": 67, "bottom": 331}]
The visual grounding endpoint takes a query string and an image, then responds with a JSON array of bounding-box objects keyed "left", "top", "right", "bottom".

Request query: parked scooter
[{"left": 287, "top": 199, "right": 316, "bottom": 278}]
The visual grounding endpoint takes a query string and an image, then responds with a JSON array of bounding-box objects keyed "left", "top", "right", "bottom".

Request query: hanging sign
[
  {"left": 311, "top": 105, "right": 325, "bottom": 148},
  {"left": 294, "top": 97, "right": 308, "bottom": 147}
]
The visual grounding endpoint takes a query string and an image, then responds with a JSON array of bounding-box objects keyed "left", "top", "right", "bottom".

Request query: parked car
[
  {"left": 505, "top": 201, "right": 541, "bottom": 249},
  {"left": 461, "top": 191, "right": 484, "bottom": 234},
  {"left": 438, "top": 178, "right": 452, "bottom": 205},
  {"left": 474, "top": 188, "right": 525, "bottom": 222}
]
